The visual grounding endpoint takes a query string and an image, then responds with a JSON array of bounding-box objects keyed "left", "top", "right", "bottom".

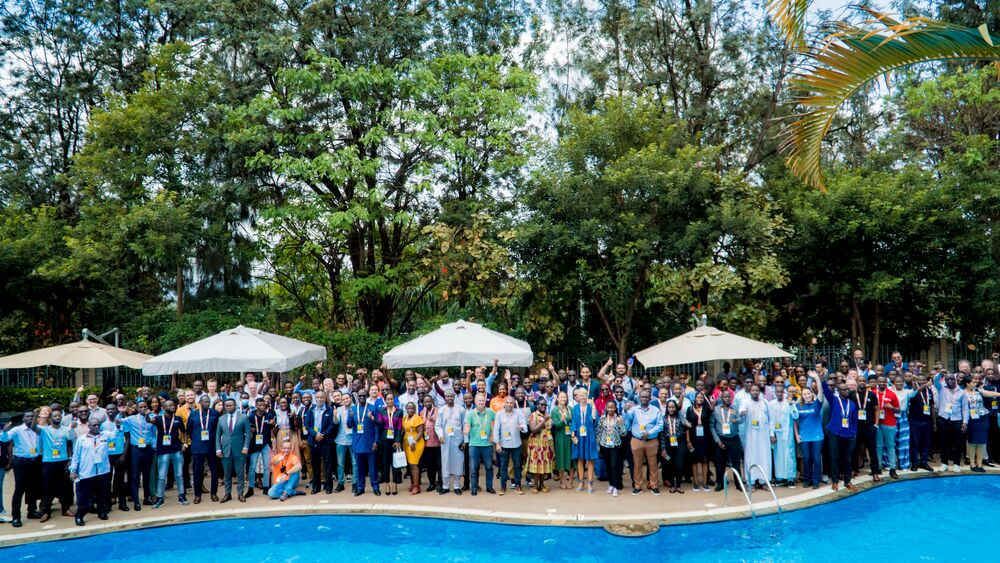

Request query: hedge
[{"left": 0, "top": 387, "right": 133, "bottom": 414}]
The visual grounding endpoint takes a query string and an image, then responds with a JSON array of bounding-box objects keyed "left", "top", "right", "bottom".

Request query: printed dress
[{"left": 526, "top": 411, "right": 555, "bottom": 474}]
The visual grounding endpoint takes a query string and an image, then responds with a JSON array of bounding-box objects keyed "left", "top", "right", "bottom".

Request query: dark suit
[
  {"left": 216, "top": 412, "right": 251, "bottom": 496},
  {"left": 304, "top": 404, "right": 337, "bottom": 492},
  {"left": 187, "top": 408, "right": 220, "bottom": 497}
]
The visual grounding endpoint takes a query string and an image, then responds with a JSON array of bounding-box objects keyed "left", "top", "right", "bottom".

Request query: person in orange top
[
  {"left": 490, "top": 383, "right": 509, "bottom": 412},
  {"left": 268, "top": 441, "right": 303, "bottom": 501}
]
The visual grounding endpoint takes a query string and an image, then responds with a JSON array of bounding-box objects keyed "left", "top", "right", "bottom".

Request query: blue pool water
[{"left": 2, "top": 475, "right": 994, "bottom": 562}]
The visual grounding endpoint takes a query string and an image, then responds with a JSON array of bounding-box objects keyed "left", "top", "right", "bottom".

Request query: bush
[{"left": 0, "top": 387, "right": 100, "bottom": 414}]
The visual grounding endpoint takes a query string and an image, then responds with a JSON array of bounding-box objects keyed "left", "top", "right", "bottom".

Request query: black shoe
[
  {"left": 11, "top": 519, "right": 22, "bottom": 528},
  {"left": 178, "top": 495, "right": 189, "bottom": 506},
  {"left": 27, "top": 511, "right": 42, "bottom": 519},
  {"left": 143, "top": 498, "right": 154, "bottom": 506},
  {"left": 632, "top": 488, "right": 642, "bottom": 496},
  {"left": 890, "top": 469, "right": 898, "bottom": 479},
  {"left": 335, "top": 484, "right": 345, "bottom": 493},
  {"left": 471, "top": 489, "right": 478, "bottom": 496},
  {"left": 310, "top": 488, "right": 321, "bottom": 495},
  {"left": 119, "top": 503, "right": 130, "bottom": 512},
  {"left": 74, "top": 517, "right": 84, "bottom": 526},
  {"left": 373, "top": 489, "right": 382, "bottom": 496},
  {"left": 245, "top": 488, "right": 255, "bottom": 498},
  {"left": 426, "top": 484, "right": 436, "bottom": 493},
  {"left": 920, "top": 464, "right": 934, "bottom": 472},
  {"left": 152, "top": 498, "right": 165, "bottom": 509},
  {"left": 134, "top": 502, "right": 142, "bottom": 511},
  {"left": 714, "top": 484, "right": 724, "bottom": 492},
  {"left": 706, "top": 478, "right": 716, "bottom": 486},
  {"left": 486, "top": 488, "right": 496, "bottom": 495},
  {"left": 354, "top": 490, "right": 363, "bottom": 497},
  {"left": 462, "top": 484, "right": 470, "bottom": 491},
  {"left": 324, "top": 488, "right": 333, "bottom": 494},
  {"left": 651, "top": 488, "right": 661, "bottom": 496},
  {"left": 98, "top": 513, "right": 109, "bottom": 521},
  {"left": 454, "top": 488, "right": 462, "bottom": 496},
  {"left": 438, "top": 486, "right": 447, "bottom": 495}
]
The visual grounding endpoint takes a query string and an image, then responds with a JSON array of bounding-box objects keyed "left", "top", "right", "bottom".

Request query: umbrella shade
[
  {"left": 383, "top": 320, "right": 533, "bottom": 369},
  {"left": 0, "top": 339, "right": 152, "bottom": 369},
  {"left": 634, "top": 324, "right": 792, "bottom": 368},
  {"left": 142, "top": 325, "right": 326, "bottom": 375}
]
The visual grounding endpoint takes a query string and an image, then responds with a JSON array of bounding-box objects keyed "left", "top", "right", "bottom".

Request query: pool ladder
[{"left": 722, "top": 464, "right": 783, "bottom": 518}]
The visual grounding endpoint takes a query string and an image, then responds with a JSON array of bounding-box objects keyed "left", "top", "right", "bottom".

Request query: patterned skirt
[
  {"left": 526, "top": 431, "right": 555, "bottom": 474},
  {"left": 896, "top": 410, "right": 910, "bottom": 468}
]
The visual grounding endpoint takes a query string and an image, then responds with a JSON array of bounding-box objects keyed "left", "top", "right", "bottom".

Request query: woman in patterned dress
[{"left": 525, "top": 399, "right": 554, "bottom": 493}]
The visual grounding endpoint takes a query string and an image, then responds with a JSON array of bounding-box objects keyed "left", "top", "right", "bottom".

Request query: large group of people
[{"left": 2, "top": 352, "right": 999, "bottom": 528}]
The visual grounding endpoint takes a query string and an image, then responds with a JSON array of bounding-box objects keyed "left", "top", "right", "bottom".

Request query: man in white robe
[
  {"left": 739, "top": 385, "right": 775, "bottom": 487},
  {"left": 769, "top": 385, "right": 799, "bottom": 486},
  {"left": 435, "top": 391, "right": 467, "bottom": 494}
]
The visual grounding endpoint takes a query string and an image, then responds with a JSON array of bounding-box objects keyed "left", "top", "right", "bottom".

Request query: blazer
[
  {"left": 186, "top": 408, "right": 218, "bottom": 455},
  {"left": 215, "top": 411, "right": 251, "bottom": 457},
  {"left": 304, "top": 404, "right": 336, "bottom": 446}
]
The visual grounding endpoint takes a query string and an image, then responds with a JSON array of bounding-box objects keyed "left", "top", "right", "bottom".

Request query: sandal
[{"left": 587, "top": 480, "right": 594, "bottom": 494}]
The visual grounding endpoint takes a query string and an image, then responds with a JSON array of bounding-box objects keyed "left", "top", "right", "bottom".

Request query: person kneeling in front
[{"left": 269, "top": 441, "right": 303, "bottom": 501}]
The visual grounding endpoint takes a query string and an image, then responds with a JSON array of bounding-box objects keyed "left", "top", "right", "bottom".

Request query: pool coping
[{"left": 1, "top": 468, "right": 995, "bottom": 546}]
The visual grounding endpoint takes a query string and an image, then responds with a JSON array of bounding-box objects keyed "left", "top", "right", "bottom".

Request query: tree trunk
[
  {"left": 851, "top": 298, "right": 866, "bottom": 358},
  {"left": 176, "top": 264, "right": 184, "bottom": 316}
]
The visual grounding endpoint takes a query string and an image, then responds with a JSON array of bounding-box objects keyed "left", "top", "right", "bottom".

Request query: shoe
[
  {"left": 788, "top": 483, "right": 796, "bottom": 489},
  {"left": 471, "top": 489, "right": 478, "bottom": 496},
  {"left": 831, "top": 483, "right": 839, "bottom": 491},
  {"left": 651, "top": 488, "right": 661, "bottom": 496},
  {"left": 237, "top": 494, "right": 246, "bottom": 502},
  {"left": 486, "top": 488, "right": 497, "bottom": 495},
  {"left": 920, "top": 464, "right": 934, "bottom": 472},
  {"left": 354, "top": 490, "right": 363, "bottom": 496},
  {"left": 246, "top": 488, "right": 255, "bottom": 498},
  {"left": 27, "top": 511, "right": 41, "bottom": 519},
  {"left": 119, "top": 502, "right": 130, "bottom": 512},
  {"left": 98, "top": 513, "right": 109, "bottom": 521},
  {"left": 426, "top": 484, "right": 436, "bottom": 493},
  {"left": 335, "top": 484, "right": 345, "bottom": 493},
  {"left": 373, "top": 489, "right": 382, "bottom": 496},
  {"left": 984, "top": 461, "right": 995, "bottom": 468},
  {"left": 845, "top": 483, "right": 857, "bottom": 491},
  {"left": 890, "top": 469, "right": 898, "bottom": 479},
  {"left": 152, "top": 498, "right": 165, "bottom": 509},
  {"left": 607, "top": 485, "right": 614, "bottom": 494},
  {"left": 812, "top": 483, "right": 820, "bottom": 490},
  {"left": 953, "top": 466, "right": 962, "bottom": 473},
  {"left": 310, "top": 488, "right": 321, "bottom": 495},
  {"left": 143, "top": 498, "right": 154, "bottom": 506},
  {"left": 11, "top": 519, "right": 22, "bottom": 528},
  {"left": 454, "top": 489, "right": 462, "bottom": 496},
  {"left": 631, "top": 488, "right": 642, "bottom": 496},
  {"left": 515, "top": 487, "right": 524, "bottom": 495},
  {"left": 692, "top": 485, "right": 700, "bottom": 492},
  {"left": 75, "top": 517, "right": 85, "bottom": 526},
  {"left": 178, "top": 496, "right": 190, "bottom": 506},
  {"left": 194, "top": 497, "right": 202, "bottom": 505},
  {"left": 220, "top": 494, "right": 232, "bottom": 504},
  {"left": 211, "top": 494, "right": 219, "bottom": 502},
  {"left": 973, "top": 466, "right": 986, "bottom": 473},
  {"left": 714, "top": 484, "right": 724, "bottom": 492},
  {"left": 498, "top": 487, "right": 506, "bottom": 496},
  {"left": 134, "top": 502, "right": 141, "bottom": 511},
  {"left": 938, "top": 464, "right": 950, "bottom": 472},
  {"left": 612, "top": 488, "right": 619, "bottom": 497},
  {"left": 438, "top": 487, "right": 447, "bottom": 495}
]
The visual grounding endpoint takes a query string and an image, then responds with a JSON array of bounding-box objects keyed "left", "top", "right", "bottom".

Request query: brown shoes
[
  {"left": 39, "top": 513, "right": 50, "bottom": 523},
  {"left": 845, "top": 483, "right": 858, "bottom": 491},
  {"left": 194, "top": 496, "right": 202, "bottom": 504},
  {"left": 220, "top": 494, "right": 232, "bottom": 503},
  {"left": 831, "top": 483, "right": 839, "bottom": 491},
  {"left": 238, "top": 494, "right": 246, "bottom": 502}
]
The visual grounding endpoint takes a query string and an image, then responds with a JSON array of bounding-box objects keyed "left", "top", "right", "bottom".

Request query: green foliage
[{"left": 0, "top": 387, "right": 100, "bottom": 414}]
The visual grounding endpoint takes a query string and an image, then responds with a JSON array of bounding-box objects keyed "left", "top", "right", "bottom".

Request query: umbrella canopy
[
  {"left": 383, "top": 320, "right": 533, "bottom": 369},
  {"left": 0, "top": 339, "right": 152, "bottom": 369},
  {"left": 142, "top": 325, "right": 326, "bottom": 375},
  {"left": 634, "top": 322, "right": 792, "bottom": 368}
]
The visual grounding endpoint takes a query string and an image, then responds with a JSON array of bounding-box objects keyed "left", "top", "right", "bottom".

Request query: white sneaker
[
  {"left": 607, "top": 485, "right": 613, "bottom": 494},
  {"left": 952, "top": 465, "right": 962, "bottom": 473},
  {"left": 612, "top": 488, "right": 619, "bottom": 497},
  {"left": 938, "top": 464, "right": 950, "bottom": 472}
]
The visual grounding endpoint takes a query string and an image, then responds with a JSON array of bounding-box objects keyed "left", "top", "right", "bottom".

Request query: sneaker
[
  {"left": 821, "top": 475, "right": 830, "bottom": 483},
  {"left": 952, "top": 465, "right": 962, "bottom": 473},
  {"left": 787, "top": 482, "right": 796, "bottom": 489},
  {"left": 606, "top": 485, "right": 613, "bottom": 494},
  {"left": 692, "top": 485, "right": 701, "bottom": 492},
  {"left": 612, "top": 488, "right": 619, "bottom": 497},
  {"left": 650, "top": 488, "right": 661, "bottom": 496},
  {"left": 152, "top": 498, "right": 165, "bottom": 509},
  {"left": 631, "top": 488, "right": 642, "bottom": 496},
  {"left": 938, "top": 464, "right": 950, "bottom": 473},
  {"left": 178, "top": 495, "right": 190, "bottom": 506}
]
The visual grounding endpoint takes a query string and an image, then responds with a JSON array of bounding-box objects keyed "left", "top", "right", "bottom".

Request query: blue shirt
[
  {"left": 796, "top": 401, "right": 824, "bottom": 442},
  {"left": 69, "top": 431, "right": 112, "bottom": 480},
  {"left": 122, "top": 413, "right": 157, "bottom": 449},
  {"left": 101, "top": 419, "right": 126, "bottom": 455},
  {"left": 624, "top": 405, "right": 663, "bottom": 439},
  {"left": 934, "top": 384, "right": 970, "bottom": 423},
  {"left": 39, "top": 425, "right": 75, "bottom": 462},
  {"left": 822, "top": 381, "right": 858, "bottom": 438},
  {"left": 0, "top": 425, "right": 40, "bottom": 458},
  {"left": 346, "top": 403, "right": 378, "bottom": 453}
]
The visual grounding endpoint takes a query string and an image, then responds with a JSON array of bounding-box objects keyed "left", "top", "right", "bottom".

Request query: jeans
[
  {"left": 156, "top": 451, "right": 185, "bottom": 499},
  {"left": 877, "top": 425, "right": 898, "bottom": 470},
  {"left": 249, "top": 445, "right": 272, "bottom": 489},
  {"left": 801, "top": 440, "right": 823, "bottom": 486},
  {"left": 336, "top": 443, "right": 351, "bottom": 484},
  {"left": 498, "top": 447, "right": 522, "bottom": 489},
  {"left": 268, "top": 473, "right": 301, "bottom": 499},
  {"left": 469, "top": 445, "right": 493, "bottom": 491},
  {"left": 601, "top": 445, "right": 623, "bottom": 490}
]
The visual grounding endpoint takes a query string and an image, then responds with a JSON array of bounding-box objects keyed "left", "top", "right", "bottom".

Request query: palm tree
[{"left": 766, "top": 2, "right": 1000, "bottom": 189}]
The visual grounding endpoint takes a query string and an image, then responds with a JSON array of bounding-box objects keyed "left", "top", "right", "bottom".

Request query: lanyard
[
  {"left": 722, "top": 406, "right": 731, "bottom": 422},
  {"left": 667, "top": 416, "right": 677, "bottom": 437},
  {"left": 920, "top": 389, "right": 930, "bottom": 405},
  {"left": 878, "top": 391, "right": 887, "bottom": 410},
  {"left": 857, "top": 392, "right": 869, "bottom": 409},
  {"left": 421, "top": 407, "right": 434, "bottom": 422},
  {"left": 356, "top": 404, "right": 368, "bottom": 422},
  {"left": 255, "top": 414, "right": 265, "bottom": 434},
  {"left": 162, "top": 414, "right": 175, "bottom": 435},
  {"left": 694, "top": 407, "right": 703, "bottom": 424},
  {"left": 199, "top": 408, "right": 208, "bottom": 430},
  {"left": 837, "top": 396, "right": 851, "bottom": 417}
]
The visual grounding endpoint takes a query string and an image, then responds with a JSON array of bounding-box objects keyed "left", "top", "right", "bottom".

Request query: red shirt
[{"left": 876, "top": 389, "right": 900, "bottom": 426}]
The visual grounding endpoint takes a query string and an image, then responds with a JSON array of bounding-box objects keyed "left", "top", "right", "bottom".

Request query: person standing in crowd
[
  {"left": 435, "top": 390, "right": 466, "bottom": 495},
  {"left": 934, "top": 371, "right": 969, "bottom": 472},
  {"left": 711, "top": 390, "right": 744, "bottom": 491},
  {"left": 68, "top": 418, "right": 112, "bottom": 526},
  {"left": 37, "top": 409, "right": 75, "bottom": 522},
  {"left": 305, "top": 391, "right": 336, "bottom": 494},
  {"left": 571, "top": 388, "right": 598, "bottom": 493},
  {"left": 908, "top": 373, "right": 936, "bottom": 471},
  {"left": 152, "top": 399, "right": 188, "bottom": 508},
  {"left": 964, "top": 374, "right": 1000, "bottom": 472},
  {"left": 889, "top": 373, "right": 914, "bottom": 472},
  {"left": 660, "top": 399, "right": 690, "bottom": 494},
  {"left": 465, "top": 393, "right": 496, "bottom": 496},
  {"left": 186, "top": 395, "right": 219, "bottom": 504},
  {"left": 1, "top": 411, "right": 41, "bottom": 527},
  {"left": 216, "top": 398, "right": 251, "bottom": 502},
  {"left": 376, "top": 392, "right": 404, "bottom": 495},
  {"left": 822, "top": 376, "right": 858, "bottom": 491},
  {"left": 268, "top": 441, "right": 303, "bottom": 501},
  {"left": 419, "top": 395, "right": 441, "bottom": 493},
  {"left": 100, "top": 404, "right": 129, "bottom": 511},
  {"left": 333, "top": 393, "right": 353, "bottom": 493},
  {"left": 855, "top": 376, "right": 882, "bottom": 481},
  {"left": 347, "top": 388, "right": 380, "bottom": 496},
  {"left": 550, "top": 392, "right": 573, "bottom": 490},
  {"left": 123, "top": 401, "right": 157, "bottom": 510},
  {"left": 494, "top": 396, "right": 527, "bottom": 495},
  {"left": 874, "top": 374, "right": 901, "bottom": 478},
  {"left": 686, "top": 392, "right": 712, "bottom": 492},
  {"left": 626, "top": 390, "right": 663, "bottom": 496},
  {"left": 770, "top": 384, "right": 799, "bottom": 487},
  {"left": 796, "top": 373, "right": 825, "bottom": 488},
  {"left": 740, "top": 384, "right": 775, "bottom": 489},
  {"left": 248, "top": 398, "right": 276, "bottom": 498},
  {"left": 402, "top": 402, "right": 425, "bottom": 495},
  {"left": 526, "top": 398, "right": 555, "bottom": 494}
]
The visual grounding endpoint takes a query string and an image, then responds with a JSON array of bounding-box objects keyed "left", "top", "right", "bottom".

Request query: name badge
[
  {"left": 879, "top": 410, "right": 886, "bottom": 420},
  {"left": 200, "top": 430, "right": 209, "bottom": 441},
  {"left": 423, "top": 432, "right": 429, "bottom": 441},
  {"left": 503, "top": 430, "right": 511, "bottom": 439},
  {"left": 721, "top": 423, "right": 731, "bottom": 434},
  {"left": 639, "top": 424, "right": 646, "bottom": 432},
  {"left": 972, "top": 411, "right": 981, "bottom": 420},
  {"left": 579, "top": 426, "right": 587, "bottom": 437},
  {"left": 29, "top": 447, "right": 37, "bottom": 456},
  {"left": 446, "top": 426, "right": 455, "bottom": 436},
  {"left": 52, "top": 449, "right": 61, "bottom": 457},
  {"left": 564, "top": 426, "right": 571, "bottom": 436},
  {"left": 138, "top": 438, "right": 147, "bottom": 448},
  {"left": 919, "top": 404, "right": 929, "bottom": 415},
  {"left": 255, "top": 435, "right": 264, "bottom": 445},
  {"left": 774, "top": 423, "right": 781, "bottom": 430},
  {"left": 751, "top": 419, "right": 759, "bottom": 428},
  {"left": 993, "top": 400, "right": 998, "bottom": 410},
  {"left": 858, "top": 410, "right": 867, "bottom": 421},
  {"left": 841, "top": 417, "right": 849, "bottom": 428},
  {"left": 162, "top": 435, "right": 172, "bottom": 446},
  {"left": 945, "top": 403, "right": 954, "bottom": 414},
  {"left": 669, "top": 436, "right": 678, "bottom": 446},
  {"left": 302, "top": 428, "right": 309, "bottom": 436},
  {"left": 109, "top": 441, "right": 117, "bottom": 450},
  {"left": 479, "top": 430, "right": 487, "bottom": 440},
  {"left": 605, "top": 437, "right": 613, "bottom": 447},
  {"left": 386, "top": 429, "right": 395, "bottom": 439},
  {"left": 356, "top": 424, "right": 364, "bottom": 434},
  {"left": 695, "top": 425, "right": 704, "bottom": 437}
]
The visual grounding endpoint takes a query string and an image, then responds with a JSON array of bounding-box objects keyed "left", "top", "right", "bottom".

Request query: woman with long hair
[
  {"left": 570, "top": 388, "right": 598, "bottom": 493},
  {"left": 402, "top": 402, "right": 425, "bottom": 494},
  {"left": 550, "top": 392, "right": 573, "bottom": 489}
]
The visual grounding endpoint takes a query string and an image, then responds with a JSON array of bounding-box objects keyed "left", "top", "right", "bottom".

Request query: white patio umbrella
[
  {"left": 142, "top": 325, "right": 326, "bottom": 375},
  {"left": 634, "top": 317, "right": 792, "bottom": 368},
  {"left": 383, "top": 319, "right": 533, "bottom": 369},
  {"left": 0, "top": 339, "right": 152, "bottom": 369}
]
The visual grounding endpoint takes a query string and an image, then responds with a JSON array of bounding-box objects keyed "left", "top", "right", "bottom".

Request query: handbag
[{"left": 392, "top": 449, "right": 407, "bottom": 468}]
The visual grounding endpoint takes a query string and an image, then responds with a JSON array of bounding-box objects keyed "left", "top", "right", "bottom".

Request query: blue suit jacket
[
  {"left": 304, "top": 405, "right": 336, "bottom": 446},
  {"left": 346, "top": 403, "right": 378, "bottom": 454},
  {"left": 186, "top": 408, "right": 218, "bottom": 455}
]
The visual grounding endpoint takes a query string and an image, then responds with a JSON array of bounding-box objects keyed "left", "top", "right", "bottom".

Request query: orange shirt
[
  {"left": 271, "top": 452, "right": 301, "bottom": 484},
  {"left": 489, "top": 395, "right": 508, "bottom": 412}
]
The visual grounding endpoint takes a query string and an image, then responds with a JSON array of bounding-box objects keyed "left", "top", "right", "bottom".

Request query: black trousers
[
  {"left": 910, "top": 419, "right": 932, "bottom": 467},
  {"left": 109, "top": 453, "right": 129, "bottom": 503},
  {"left": 130, "top": 446, "right": 154, "bottom": 501},
  {"left": 378, "top": 440, "right": 402, "bottom": 484},
  {"left": 10, "top": 457, "right": 41, "bottom": 519},
  {"left": 829, "top": 433, "right": 855, "bottom": 486},
  {"left": 192, "top": 453, "right": 220, "bottom": 496},
  {"left": 939, "top": 418, "right": 964, "bottom": 465},
  {"left": 661, "top": 444, "right": 685, "bottom": 488},
  {"left": 41, "top": 460, "right": 73, "bottom": 515},
  {"left": 617, "top": 441, "right": 634, "bottom": 486},
  {"left": 183, "top": 446, "right": 192, "bottom": 489},
  {"left": 715, "top": 436, "right": 744, "bottom": 485},
  {"left": 600, "top": 445, "right": 623, "bottom": 490},
  {"left": 76, "top": 473, "right": 111, "bottom": 518},
  {"left": 421, "top": 445, "right": 441, "bottom": 486},
  {"left": 310, "top": 442, "right": 334, "bottom": 491},
  {"left": 855, "top": 422, "right": 881, "bottom": 475},
  {"left": 462, "top": 445, "right": 471, "bottom": 488}
]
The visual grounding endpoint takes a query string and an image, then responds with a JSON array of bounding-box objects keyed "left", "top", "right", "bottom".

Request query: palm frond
[
  {"left": 766, "top": 0, "right": 811, "bottom": 51},
  {"left": 780, "top": 10, "right": 1000, "bottom": 189}
]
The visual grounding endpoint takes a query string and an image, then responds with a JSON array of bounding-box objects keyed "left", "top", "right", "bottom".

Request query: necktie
[{"left": 229, "top": 414, "right": 234, "bottom": 433}]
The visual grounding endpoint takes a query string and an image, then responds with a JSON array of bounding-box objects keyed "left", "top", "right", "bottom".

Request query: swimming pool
[{"left": 2, "top": 475, "right": 993, "bottom": 562}]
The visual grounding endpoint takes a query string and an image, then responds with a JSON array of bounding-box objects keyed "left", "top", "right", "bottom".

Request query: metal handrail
[
  {"left": 722, "top": 465, "right": 756, "bottom": 519},
  {"left": 747, "top": 463, "right": 783, "bottom": 516}
]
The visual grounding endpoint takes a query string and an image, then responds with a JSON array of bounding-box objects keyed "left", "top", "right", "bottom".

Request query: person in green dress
[{"left": 550, "top": 391, "right": 573, "bottom": 489}]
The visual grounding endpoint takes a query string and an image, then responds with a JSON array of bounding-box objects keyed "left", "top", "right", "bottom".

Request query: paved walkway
[{"left": 1, "top": 466, "right": 995, "bottom": 546}]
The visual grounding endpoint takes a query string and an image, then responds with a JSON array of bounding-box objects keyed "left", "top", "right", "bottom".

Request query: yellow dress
[{"left": 403, "top": 414, "right": 425, "bottom": 465}]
